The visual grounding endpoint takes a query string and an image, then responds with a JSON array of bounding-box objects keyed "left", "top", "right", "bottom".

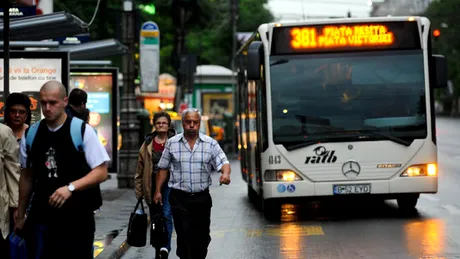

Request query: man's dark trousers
[
  {"left": 26, "top": 213, "right": 95, "bottom": 259},
  {"left": 169, "top": 188, "right": 212, "bottom": 259}
]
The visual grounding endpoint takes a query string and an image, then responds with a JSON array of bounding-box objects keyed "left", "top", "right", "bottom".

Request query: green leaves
[
  {"left": 425, "top": 0, "right": 460, "bottom": 97},
  {"left": 54, "top": 0, "right": 274, "bottom": 75}
]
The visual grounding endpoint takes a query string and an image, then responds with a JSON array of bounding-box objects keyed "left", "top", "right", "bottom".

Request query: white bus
[{"left": 235, "top": 16, "right": 448, "bottom": 219}]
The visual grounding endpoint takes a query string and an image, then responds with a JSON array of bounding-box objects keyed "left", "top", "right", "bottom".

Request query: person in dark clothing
[
  {"left": 65, "top": 88, "right": 88, "bottom": 120},
  {"left": 81, "top": 108, "right": 90, "bottom": 124},
  {"left": 15, "top": 81, "right": 110, "bottom": 259},
  {"left": 135, "top": 112, "right": 176, "bottom": 259}
]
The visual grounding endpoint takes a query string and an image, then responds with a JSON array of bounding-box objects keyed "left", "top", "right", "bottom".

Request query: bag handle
[{"left": 134, "top": 198, "right": 145, "bottom": 212}]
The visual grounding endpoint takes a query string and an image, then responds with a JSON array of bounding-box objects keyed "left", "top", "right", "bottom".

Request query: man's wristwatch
[{"left": 68, "top": 183, "right": 75, "bottom": 192}]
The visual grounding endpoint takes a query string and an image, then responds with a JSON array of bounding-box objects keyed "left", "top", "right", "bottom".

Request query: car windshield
[
  {"left": 269, "top": 50, "right": 427, "bottom": 149},
  {"left": 172, "top": 119, "right": 207, "bottom": 134}
]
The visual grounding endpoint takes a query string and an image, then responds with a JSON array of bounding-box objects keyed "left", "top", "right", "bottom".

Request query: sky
[{"left": 267, "top": 0, "right": 380, "bottom": 21}]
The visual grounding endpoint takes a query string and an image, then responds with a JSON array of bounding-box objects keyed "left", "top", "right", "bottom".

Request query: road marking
[
  {"left": 421, "top": 195, "right": 440, "bottom": 202},
  {"left": 171, "top": 226, "right": 324, "bottom": 239},
  {"left": 442, "top": 204, "right": 460, "bottom": 215},
  {"left": 211, "top": 230, "right": 227, "bottom": 238},
  {"left": 265, "top": 226, "right": 325, "bottom": 237},
  {"left": 246, "top": 229, "right": 263, "bottom": 237}
]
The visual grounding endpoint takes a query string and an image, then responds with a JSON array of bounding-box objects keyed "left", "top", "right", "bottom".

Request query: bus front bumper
[{"left": 263, "top": 176, "right": 437, "bottom": 200}]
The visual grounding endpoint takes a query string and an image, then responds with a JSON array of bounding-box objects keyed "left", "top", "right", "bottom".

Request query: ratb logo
[{"left": 305, "top": 146, "right": 337, "bottom": 164}]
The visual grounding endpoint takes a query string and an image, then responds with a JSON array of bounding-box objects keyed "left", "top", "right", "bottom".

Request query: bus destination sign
[{"left": 271, "top": 21, "right": 421, "bottom": 55}]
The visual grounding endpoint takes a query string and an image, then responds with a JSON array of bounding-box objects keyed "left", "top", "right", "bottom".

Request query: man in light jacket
[{"left": 0, "top": 123, "right": 21, "bottom": 258}]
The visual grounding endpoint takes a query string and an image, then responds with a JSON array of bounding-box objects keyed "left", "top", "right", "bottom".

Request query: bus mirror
[
  {"left": 433, "top": 54, "right": 448, "bottom": 88},
  {"left": 247, "top": 41, "right": 264, "bottom": 80}
]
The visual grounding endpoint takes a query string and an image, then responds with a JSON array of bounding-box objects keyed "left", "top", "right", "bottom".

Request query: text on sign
[{"left": 290, "top": 25, "right": 394, "bottom": 49}]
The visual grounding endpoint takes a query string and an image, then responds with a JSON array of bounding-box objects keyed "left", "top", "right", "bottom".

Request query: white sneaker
[{"left": 159, "top": 247, "right": 169, "bottom": 259}]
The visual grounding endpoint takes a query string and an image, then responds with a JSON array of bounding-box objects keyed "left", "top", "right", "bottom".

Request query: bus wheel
[
  {"left": 247, "top": 185, "right": 258, "bottom": 204},
  {"left": 263, "top": 199, "right": 280, "bottom": 221},
  {"left": 397, "top": 194, "right": 419, "bottom": 211}
]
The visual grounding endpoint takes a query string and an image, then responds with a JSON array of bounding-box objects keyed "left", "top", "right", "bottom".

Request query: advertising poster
[
  {"left": 69, "top": 69, "right": 118, "bottom": 172},
  {"left": 0, "top": 51, "right": 68, "bottom": 124},
  {"left": 202, "top": 93, "right": 233, "bottom": 120}
]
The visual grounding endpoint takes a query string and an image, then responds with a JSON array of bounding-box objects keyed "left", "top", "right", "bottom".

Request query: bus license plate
[{"left": 333, "top": 184, "right": 371, "bottom": 195}]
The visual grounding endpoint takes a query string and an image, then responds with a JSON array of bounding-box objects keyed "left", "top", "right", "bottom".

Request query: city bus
[{"left": 235, "top": 16, "right": 447, "bottom": 219}]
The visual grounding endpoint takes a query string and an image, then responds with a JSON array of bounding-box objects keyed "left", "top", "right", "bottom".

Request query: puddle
[{"left": 93, "top": 229, "right": 122, "bottom": 258}]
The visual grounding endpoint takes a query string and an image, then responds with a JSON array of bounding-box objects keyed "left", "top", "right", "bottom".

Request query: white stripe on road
[{"left": 442, "top": 204, "right": 460, "bottom": 215}]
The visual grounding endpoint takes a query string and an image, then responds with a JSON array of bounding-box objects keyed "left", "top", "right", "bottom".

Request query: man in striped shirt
[{"left": 154, "top": 108, "right": 231, "bottom": 259}]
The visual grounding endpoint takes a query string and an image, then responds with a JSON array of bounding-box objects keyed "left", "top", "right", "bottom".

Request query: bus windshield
[{"left": 269, "top": 50, "right": 427, "bottom": 149}]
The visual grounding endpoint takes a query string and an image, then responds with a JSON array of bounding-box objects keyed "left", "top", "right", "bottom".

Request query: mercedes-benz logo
[{"left": 342, "top": 160, "right": 361, "bottom": 179}]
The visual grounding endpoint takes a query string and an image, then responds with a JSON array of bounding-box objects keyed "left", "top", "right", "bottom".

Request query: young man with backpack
[{"left": 15, "top": 81, "right": 110, "bottom": 259}]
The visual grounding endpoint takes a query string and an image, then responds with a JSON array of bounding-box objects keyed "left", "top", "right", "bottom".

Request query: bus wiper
[
  {"left": 270, "top": 59, "right": 289, "bottom": 66},
  {"left": 280, "top": 129, "right": 412, "bottom": 151},
  {"left": 283, "top": 141, "right": 321, "bottom": 151},
  {"left": 359, "top": 130, "right": 412, "bottom": 146}
]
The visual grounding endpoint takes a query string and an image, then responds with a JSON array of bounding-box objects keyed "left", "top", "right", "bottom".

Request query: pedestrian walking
[
  {"left": 5, "top": 92, "right": 32, "bottom": 143},
  {"left": 135, "top": 111, "right": 176, "bottom": 259},
  {"left": 153, "top": 108, "right": 231, "bottom": 259},
  {"left": 0, "top": 123, "right": 21, "bottom": 259},
  {"left": 65, "top": 88, "right": 88, "bottom": 120},
  {"left": 15, "top": 81, "right": 110, "bottom": 259}
]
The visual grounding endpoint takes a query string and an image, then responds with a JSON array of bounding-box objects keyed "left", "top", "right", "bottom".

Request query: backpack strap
[
  {"left": 25, "top": 121, "right": 41, "bottom": 154},
  {"left": 70, "top": 117, "right": 85, "bottom": 152}
]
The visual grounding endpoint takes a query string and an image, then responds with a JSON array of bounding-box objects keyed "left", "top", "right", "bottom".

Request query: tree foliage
[
  {"left": 425, "top": 0, "right": 460, "bottom": 97},
  {"left": 54, "top": 0, "right": 274, "bottom": 75}
]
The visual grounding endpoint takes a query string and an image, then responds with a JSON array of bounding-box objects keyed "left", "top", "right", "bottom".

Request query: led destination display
[{"left": 271, "top": 21, "right": 421, "bottom": 55}]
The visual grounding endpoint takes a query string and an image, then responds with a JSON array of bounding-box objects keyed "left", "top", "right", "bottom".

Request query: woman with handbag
[{"left": 135, "top": 112, "right": 175, "bottom": 259}]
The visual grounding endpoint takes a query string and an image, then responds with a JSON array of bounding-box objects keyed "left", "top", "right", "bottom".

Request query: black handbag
[
  {"left": 150, "top": 203, "right": 168, "bottom": 248},
  {"left": 127, "top": 198, "right": 148, "bottom": 247}
]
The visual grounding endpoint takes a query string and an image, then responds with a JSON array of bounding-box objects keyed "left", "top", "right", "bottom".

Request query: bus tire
[
  {"left": 397, "top": 194, "right": 419, "bottom": 211},
  {"left": 247, "top": 185, "right": 258, "bottom": 204},
  {"left": 263, "top": 199, "right": 280, "bottom": 221}
]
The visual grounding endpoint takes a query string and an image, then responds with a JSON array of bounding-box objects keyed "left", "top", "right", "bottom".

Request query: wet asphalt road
[{"left": 123, "top": 117, "right": 460, "bottom": 259}]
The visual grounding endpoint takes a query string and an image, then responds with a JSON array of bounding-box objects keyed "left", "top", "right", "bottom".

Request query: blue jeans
[
  {"left": 162, "top": 185, "right": 173, "bottom": 252},
  {"left": 150, "top": 185, "right": 173, "bottom": 252}
]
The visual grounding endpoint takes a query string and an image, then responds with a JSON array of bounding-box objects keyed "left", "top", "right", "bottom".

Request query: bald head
[
  {"left": 40, "top": 81, "right": 67, "bottom": 99},
  {"left": 40, "top": 81, "right": 69, "bottom": 126}
]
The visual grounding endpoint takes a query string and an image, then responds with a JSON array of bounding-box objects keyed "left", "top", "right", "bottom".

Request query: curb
[
  {"left": 95, "top": 229, "right": 130, "bottom": 259},
  {"left": 96, "top": 216, "right": 152, "bottom": 259}
]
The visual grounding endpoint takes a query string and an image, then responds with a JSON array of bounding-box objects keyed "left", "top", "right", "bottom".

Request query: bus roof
[{"left": 264, "top": 16, "right": 425, "bottom": 28}]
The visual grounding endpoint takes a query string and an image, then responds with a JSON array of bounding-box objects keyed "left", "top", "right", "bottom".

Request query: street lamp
[{"left": 123, "top": 0, "right": 133, "bottom": 12}]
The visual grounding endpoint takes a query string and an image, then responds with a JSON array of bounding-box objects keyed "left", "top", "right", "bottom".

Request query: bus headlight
[
  {"left": 264, "top": 170, "right": 303, "bottom": 182},
  {"left": 400, "top": 164, "right": 437, "bottom": 177}
]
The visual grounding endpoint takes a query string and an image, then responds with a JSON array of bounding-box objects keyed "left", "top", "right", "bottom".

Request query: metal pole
[
  {"left": 118, "top": 0, "right": 140, "bottom": 188},
  {"left": 230, "top": 0, "right": 238, "bottom": 154},
  {"left": 3, "top": 2, "right": 11, "bottom": 100},
  {"left": 173, "top": 5, "right": 186, "bottom": 112}
]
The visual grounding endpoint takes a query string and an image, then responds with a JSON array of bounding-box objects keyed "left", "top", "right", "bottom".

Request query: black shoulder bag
[{"left": 127, "top": 198, "right": 148, "bottom": 247}]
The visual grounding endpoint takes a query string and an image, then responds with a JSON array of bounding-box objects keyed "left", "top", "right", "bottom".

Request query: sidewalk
[
  {"left": 93, "top": 156, "right": 240, "bottom": 259},
  {"left": 93, "top": 173, "right": 137, "bottom": 258}
]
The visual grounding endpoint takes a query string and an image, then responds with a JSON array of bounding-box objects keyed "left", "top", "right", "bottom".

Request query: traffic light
[
  {"left": 139, "top": 4, "right": 155, "bottom": 15},
  {"left": 433, "top": 29, "right": 441, "bottom": 38}
]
